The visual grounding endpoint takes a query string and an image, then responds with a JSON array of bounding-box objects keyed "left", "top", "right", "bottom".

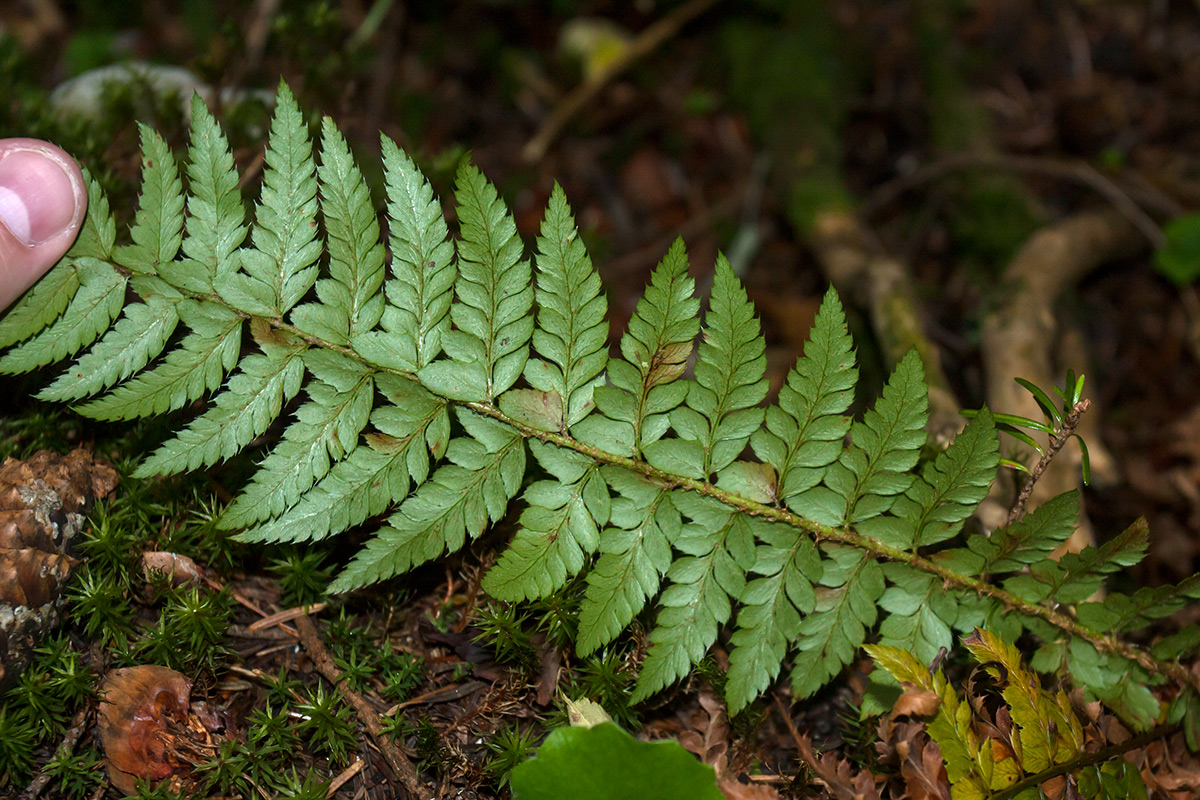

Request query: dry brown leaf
[
  {"left": 97, "top": 665, "right": 225, "bottom": 795},
  {"left": 795, "top": 731, "right": 884, "bottom": 800},
  {"left": 717, "top": 776, "right": 781, "bottom": 800},
  {"left": 893, "top": 688, "right": 942, "bottom": 718},
  {"left": 142, "top": 551, "right": 203, "bottom": 586},
  {"left": 898, "top": 736, "right": 951, "bottom": 800}
]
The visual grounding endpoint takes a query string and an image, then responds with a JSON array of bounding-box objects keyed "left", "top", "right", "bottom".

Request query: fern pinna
[{"left": 4, "top": 83, "right": 1200, "bottom": 729}]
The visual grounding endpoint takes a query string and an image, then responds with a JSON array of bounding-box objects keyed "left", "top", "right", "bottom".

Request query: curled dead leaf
[
  {"left": 98, "top": 665, "right": 226, "bottom": 795},
  {"left": 893, "top": 688, "right": 942, "bottom": 718},
  {"left": 142, "top": 551, "right": 202, "bottom": 586}
]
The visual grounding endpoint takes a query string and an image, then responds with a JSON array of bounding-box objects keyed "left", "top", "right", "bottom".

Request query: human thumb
[{"left": 0, "top": 139, "right": 87, "bottom": 312}]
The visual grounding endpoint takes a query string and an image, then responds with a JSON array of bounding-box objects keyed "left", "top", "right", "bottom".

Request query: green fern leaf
[
  {"left": 577, "top": 468, "right": 682, "bottom": 655},
  {"left": 483, "top": 439, "right": 608, "bottom": 601},
  {"left": 37, "top": 295, "right": 179, "bottom": 402},
  {"left": 235, "top": 374, "right": 445, "bottom": 542},
  {"left": 418, "top": 162, "right": 533, "bottom": 402},
  {"left": 633, "top": 493, "right": 756, "bottom": 702},
  {"left": 165, "top": 95, "right": 246, "bottom": 291},
  {"left": 71, "top": 169, "right": 116, "bottom": 261},
  {"left": 133, "top": 322, "right": 307, "bottom": 477},
  {"left": 862, "top": 408, "right": 998, "bottom": 549},
  {"left": 351, "top": 135, "right": 455, "bottom": 373},
  {"left": 0, "top": 258, "right": 80, "bottom": 348},
  {"left": 964, "top": 629, "right": 1083, "bottom": 772},
  {"left": 217, "top": 82, "right": 319, "bottom": 317},
  {"left": 521, "top": 183, "right": 609, "bottom": 431},
  {"left": 725, "top": 522, "right": 823, "bottom": 714},
  {"left": 876, "top": 562, "right": 957, "bottom": 664},
  {"left": 1035, "top": 518, "right": 1149, "bottom": 603},
  {"left": 115, "top": 124, "right": 184, "bottom": 273},
  {"left": 219, "top": 352, "right": 379, "bottom": 528},
  {"left": 815, "top": 349, "right": 928, "bottom": 526},
  {"left": 290, "top": 118, "right": 384, "bottom": 343},
  {"left": 867, "top": 644, "right": 983, "bottom": 790},
  {"left": 970, "top": 490, "right": 1079, "bottom": 575},
  {"left": 789, "top": 544, "right": 886, "bottom": 699},
  {"left": 577, "top": 239, "right": 699, "bottom": 457},
  {"left": 646, "top": 255, "right": 767, "bottom": 479},
  {"left": 751, "top": 286, "right": 856, "bottom": 514},
  {"left": 74, "top": 299, "right": 242, "bottom": 420},
  {"left": 329, "top": 408, "right": 525, "bottom": 591},
  {"left": 0, "top": 257, "right": 126, "bottom": 373}
]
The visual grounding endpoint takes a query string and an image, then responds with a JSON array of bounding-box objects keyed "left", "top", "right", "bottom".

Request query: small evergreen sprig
[{"left": 2, "top": 82, "right": 1198, "bottom": 727}]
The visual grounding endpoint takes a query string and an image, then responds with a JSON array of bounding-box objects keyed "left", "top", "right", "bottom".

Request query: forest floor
[{"left": 3, "top": 1, "right": 1200, "bottom": 798}]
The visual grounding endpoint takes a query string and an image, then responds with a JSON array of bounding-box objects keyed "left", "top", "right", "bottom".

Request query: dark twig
[
  {"left": 292, "top": 611, "right": 429, "bottom": 799},
  {"left": 522, "top": 0, "right": 722, "bottom": 162},
  {"left": 991, "top": 723, "right": 1178, "bottom": 800},
  {"left": 1007, "top": 398, "right": 1091, "bottom": 526},
  {"left": 19, "top": 706, "right": 91, "bottom": 800}
]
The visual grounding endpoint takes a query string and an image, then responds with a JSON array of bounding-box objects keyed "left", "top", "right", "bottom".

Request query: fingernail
[{"left": 0, "top": 148, "right": 81, "bottom": 247}]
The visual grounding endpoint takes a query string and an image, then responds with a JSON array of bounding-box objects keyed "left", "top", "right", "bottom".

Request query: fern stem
[
  {"left": 990, "top": 722, "right": 1178, "bottom": 800},
  {"left": 461, "top": 399, "right": 1200, "bottom": 697},
  {"left": 1008, "top": 397, "right": 1090, "bottom": 526}
]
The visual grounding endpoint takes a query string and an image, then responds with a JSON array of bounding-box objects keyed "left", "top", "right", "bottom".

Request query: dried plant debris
[
  {"left": 97, "top": 665, "right": 227, "bottom": 795},
  {"left": 0, "top": 449, "right": 118, "bottom": 687}
]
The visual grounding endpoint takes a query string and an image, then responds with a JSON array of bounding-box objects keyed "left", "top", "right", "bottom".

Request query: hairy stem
[{"left": 1008, "top": 397, "right": 1090, "bottom": 526}]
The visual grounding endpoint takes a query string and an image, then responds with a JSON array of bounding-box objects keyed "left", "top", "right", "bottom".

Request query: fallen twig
[
  {"left": 522, "top": 0, "right": 721, "bottom": 162},
  {"left": 19, "top": 706, "right": 91, "bottom": 800},
  {"left": 293, "top": 612, "right": 429, "bottom": 799}
]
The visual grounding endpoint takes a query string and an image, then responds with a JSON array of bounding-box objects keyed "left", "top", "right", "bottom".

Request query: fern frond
[
  {"left": 751, "top": 286, "right": 856, "bottom": 512},
  {"left": 577, "top": 468, "right": 681, "bottom": 655},
  {"left": 115, "top": 124, "right": 184, "bottom": 273},
  {"left": 6, "top": 83, "right": 1199, "bottom": 723},
  {"left": 646, "top": 255, "right": 767, "bottom": 479},
  {"left": 788, "top": 544, "right": 885, "bottom": 700},
  {"left": 216, "top": 82, "right": 319, "bottom": 317},
  {"left": 0, "top": 257, "right": 126, "bottom": 373},
  {"left": 133, "top": 321, "right": 307, "bottom": 477},
  {"left": 725, "top": 521, "right": 823, "bottom": 714},
  {"left": 351, "top": 135, "right": 455, "bottom": 372},
  {"left": 483, "top": 439, "right": 608, "bottom": 602},
  {"left": 577, "top": 239, "right": 700, "bottom": 457},
  {"left": 328, "top": 408, "right": 524, "bottom": 591},
  {"left": 633, "top": 492, "right": 756, "bottom": 702},
  {"left": 74, "top": 299, "right": 243, "bottom": 420},
  {"left": 418, "top": 162, "right": 533, "bottom": 402},
  {"left": 234, "top": 374, "right": 445, "bottom": 542},
  {"left": 520, "top": 183, "right": 609, "bottom": 431},
  {"left": 819, "top": 349, "right": 929, "bottom": 525}
]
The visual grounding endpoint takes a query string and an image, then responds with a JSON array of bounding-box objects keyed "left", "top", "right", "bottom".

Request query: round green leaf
[{"left": 510, "top": 723, "right": 724, "bottom": 800}]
